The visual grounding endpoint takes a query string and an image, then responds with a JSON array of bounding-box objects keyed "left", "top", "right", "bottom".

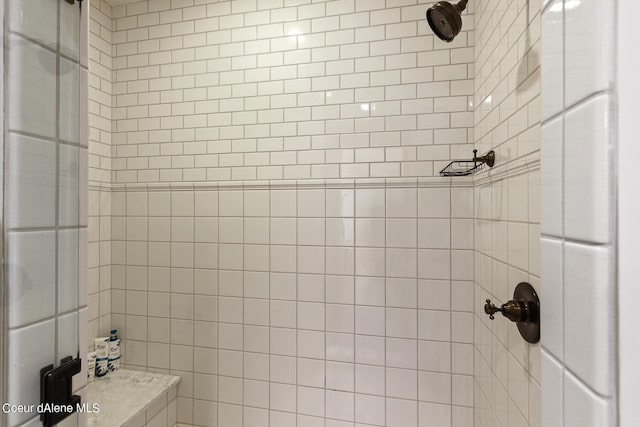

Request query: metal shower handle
[
  {"left": 484, "top": 299, "right": 527, "bottom": 322},
  {"left": 483, "top": 282, "right": 541, "bottom": 344}
]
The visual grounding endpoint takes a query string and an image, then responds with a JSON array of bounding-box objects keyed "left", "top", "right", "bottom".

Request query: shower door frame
[
  {"left": 1, "top": 0, "right": 86, "bottom": 425},
  {"left": 0, "top": 0, "right": 5, "bottom": 425},
  {"left": 617, "top": 0, "right": 640, "bottom": 423}
]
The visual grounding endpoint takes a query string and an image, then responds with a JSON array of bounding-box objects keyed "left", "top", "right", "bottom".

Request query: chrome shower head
[{"left": 426, "top": 0, "right": 468, "bottom": 42}]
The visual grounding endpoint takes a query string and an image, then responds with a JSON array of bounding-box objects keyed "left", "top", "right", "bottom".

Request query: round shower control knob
[{"left": 482, "top": 283, "right": 540, "bottom": 343}]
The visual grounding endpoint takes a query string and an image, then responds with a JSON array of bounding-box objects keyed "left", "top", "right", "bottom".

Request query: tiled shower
[
  {"left": 88, "top": 0, "right": 481, "bottom": 425},
  {"left": 1, "top": 0, "right": 624, "bottom": 426}
]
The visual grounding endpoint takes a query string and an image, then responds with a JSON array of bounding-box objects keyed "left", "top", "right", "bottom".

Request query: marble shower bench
[{"left": 86, "top": 369, "right": 181, "bottom": 427}]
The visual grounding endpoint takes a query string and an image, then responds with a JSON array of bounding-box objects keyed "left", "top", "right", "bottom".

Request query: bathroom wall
[
  {"left": 88, "top": 0, "right": 115, "bottom": 349},
  {"left": 539, "top": 0, "right": 617, "bottom": 424},
  {"left": 84, "top": 0, "right": 625, "bottom": 425},
  {"left": 472, "top": 0, "right": 541, "bottom": 425},
  {"left": 100, "top": 0, "right": 478, "bottom": 426},
  {"left": 89, "top": 0, "right": 114, "bottom": 186},
  {"left": 109, "top": 0, "right": 475, "bottom": 183},
  {"left": 111, "top": 183, "right": 476, "bottom": 426},
  {"left": 3, "top": 0, "right": 89, "bottom": 426}
]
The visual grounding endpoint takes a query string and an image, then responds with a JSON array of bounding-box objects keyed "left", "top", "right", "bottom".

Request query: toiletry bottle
[
  {"left": 108, "top": 329, "right": 120, "bottom": 371},
  {"left": 87, "top": 352, "right": 97, "bottom": 381},
  {"left": 94, "top": 338, "right": 109, "bottom": 377}
]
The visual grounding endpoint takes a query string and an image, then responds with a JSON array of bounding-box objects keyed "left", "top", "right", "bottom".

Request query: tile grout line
[{"left": 267, "top": 187, "right": 271, "bottom": 427}]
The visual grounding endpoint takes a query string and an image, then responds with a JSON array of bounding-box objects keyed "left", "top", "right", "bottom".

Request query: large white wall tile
[
  {"left": 59, "top": 229, "right": 88, "bottom": 313},
  {"left": 59, "top": 57, "right": 81, "bottom": 144},
  {"left": 7, "top": 231, "right": 57, "bottom": 328},
  {"left": 59, "top": 144, "right": 89, "bottom": 227},
  {"left": 541, "top": 350, "right": 563, "bottom": 427},
  {"left": 541, "top": 117, "right": 563, "bottom": 237},
  {"left": 564, "top": 242, "right": 614, "bottom": 396},
  {"left": 8, "top": 35, "right": 57, "bottom": 138},
  {"left": 58, "top": 311, "right": 80, "bottom": 367},
  {"left": 564, "top": 0, "right": 614, "bottom": 106},
  {"left": 7, "top": 320, "right": 56, "bottom": 426},
  {"left": 60, "top": 0, "right": 80, "bottom": 60},
  {"left": 6, "top": 133, "right": 57, "bottom": 228},
  {"left": 540, "top": 238, "right": 563, "bottom": 358},
  {"left": 541, "top": 0, "right": 564, "bottom": 121},
  {"left": 564, "top": 95, "right": 612, "bottom": 244},
  {"left": 8, "top": 0, "right": 57, "bottom": 49},
  {"left": 564, "top": 371, "right": 614, "bottom": 427}
]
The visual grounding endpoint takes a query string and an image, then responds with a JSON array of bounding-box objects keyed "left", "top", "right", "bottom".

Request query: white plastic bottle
[
  {"left": 94, "top": 338, "right": 109, "bottom": 377},
  {"left": 87, "top": 352, "right": 97, "bottom": 381}
]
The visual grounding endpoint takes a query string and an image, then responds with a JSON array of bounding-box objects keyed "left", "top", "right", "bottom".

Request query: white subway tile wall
[
  {"left": 82, "top": 0, "right": 627, "bottom": 426},
  {"left": 540, "top": 0, "right": 617, "bottom": 425},
  {"left": 110, "top": 183, "right": 475, "bottom": 426},
  {"left": 472, "top": 0, "right": 541, "bottom": 425},
  {"left": 5, "top": 1, "right": 89, "bottom": 426},
  {"left": 87, "top": 187, "right": 113, "bottom": 344},
  {"left": 108, "top": 0, "right": 475, "bottom": 183},
  {"left": 88, "top": 0, "right": 115, "bottom": 350},
  {"left": 83, "top": 0, "right": 483, "bottom": 425},
  {"left": 89, "top": 0, "right": 114, "bottom": 185}
]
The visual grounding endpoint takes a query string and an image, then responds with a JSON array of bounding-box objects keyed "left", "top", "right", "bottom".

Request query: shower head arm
[{"left": 456, "top": 0, "right": 468, "bottom": 12}]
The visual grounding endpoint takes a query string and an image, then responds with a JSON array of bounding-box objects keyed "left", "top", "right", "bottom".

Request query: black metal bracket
[
  {"left": 484, "top": 282, "right": 540, "bottom": 343},
  {"left": 40, "top": 356, "right": 82, "bottom": 427}
]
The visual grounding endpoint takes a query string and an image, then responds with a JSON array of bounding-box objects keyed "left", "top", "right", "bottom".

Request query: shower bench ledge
[{"left": 85, "top": 369, "right": 181, "bottom": 427}]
